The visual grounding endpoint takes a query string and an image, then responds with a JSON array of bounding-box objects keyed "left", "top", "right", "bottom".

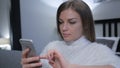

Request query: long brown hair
[{"left": 57, "top": 0, "right": 95, "bottom": 42}]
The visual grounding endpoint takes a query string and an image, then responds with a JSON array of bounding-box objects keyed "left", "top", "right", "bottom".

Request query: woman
[{"left": 21, "top": 0, "right": 120, "bottom": 68}]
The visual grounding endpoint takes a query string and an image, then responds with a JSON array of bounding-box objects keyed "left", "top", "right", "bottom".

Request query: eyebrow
[
  {"left": 68, "top": 18, "right": 77, "bottom": 21},
  {"left": 59, "top": 18, "right": 78, "bottom": 21}
]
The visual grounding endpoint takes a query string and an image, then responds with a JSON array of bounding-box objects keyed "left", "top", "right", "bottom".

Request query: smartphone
[{"left": 19, "top": 39, "right": 37, "bottom": 57}]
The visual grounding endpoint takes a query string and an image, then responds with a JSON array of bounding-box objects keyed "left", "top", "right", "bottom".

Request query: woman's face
[{"left": 59, "top": 8, "right": 83, "bottom": 42}]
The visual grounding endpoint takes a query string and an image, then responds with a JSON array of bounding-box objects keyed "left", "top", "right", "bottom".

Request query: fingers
[
  {"left": 22, "top": 48, "right": 30, "bottom": 58},
  {"left": 40, "top": 49, "right": 61, "bottom": 61},
  {"left": 21, "top": 48, "right": 48, "bottom": 68},
  {"left": 39, "top": 49, "right": 64, "bottom": 68},
  {"left": 21, "top": 56, "right": 40, "bottom": 64},
  {"left": 53, "top": 49, "right": 62, "bottom": 59},
  {"left": 49, "top": 60, "right": 55, "bottom": 67},
  {"left": 47, "top": 49, "right": 56, "bottom": 61},
  {"left": 21, "top": 56, "right": 42, "bottom": 68}
]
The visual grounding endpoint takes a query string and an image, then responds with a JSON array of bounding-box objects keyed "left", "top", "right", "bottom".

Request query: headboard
[
  {"left": 95, "top": 18, "right": 120, "bottom": 56},
  {"left": 95, "top": 18, "right": 120, "bottom": 37}
]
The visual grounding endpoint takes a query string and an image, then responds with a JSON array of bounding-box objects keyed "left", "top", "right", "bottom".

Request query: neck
[{"left": 65, "top": 36, "right": 85, "bottom": 45}]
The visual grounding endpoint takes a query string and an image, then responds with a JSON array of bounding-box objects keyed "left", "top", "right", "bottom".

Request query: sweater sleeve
[{"left": 92, "top": 43, "right": 120, "bottom": 68}]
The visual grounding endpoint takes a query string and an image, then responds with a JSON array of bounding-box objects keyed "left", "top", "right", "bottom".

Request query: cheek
[{"left": 72, "top": 25, "right": 83, "bottom": 37}]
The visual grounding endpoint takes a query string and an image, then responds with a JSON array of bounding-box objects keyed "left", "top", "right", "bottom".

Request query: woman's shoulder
[
  {"left": 89, "top": 42, "right": 115, "bottom": 54},
  {"left": 90, "top": 42, "right": 110, "bottom": 50},
  {"left": 90, "top": 42, "right": 108, "bottom": 48},
  {"left": 85, "top": 42, "right": 118, "bottom": 61},
  {"left": 87, "top": 42, "right": 120, "bottom": 67}
]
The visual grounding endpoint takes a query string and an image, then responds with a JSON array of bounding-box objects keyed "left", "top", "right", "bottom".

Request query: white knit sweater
[{"left": 40, "top": 36, "right": 120, "bottom": 68}]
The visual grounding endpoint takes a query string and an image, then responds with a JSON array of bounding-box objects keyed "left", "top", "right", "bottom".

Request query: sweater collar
[{"left": 64, "top": 36, "right": 91, "bottom": 46}]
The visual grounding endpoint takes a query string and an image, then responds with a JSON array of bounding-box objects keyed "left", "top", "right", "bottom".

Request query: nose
[{"left": 62, "top": 23, "right": 68, "bottom": 31}]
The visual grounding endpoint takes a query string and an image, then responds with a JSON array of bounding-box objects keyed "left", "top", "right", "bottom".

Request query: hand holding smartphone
[{"left": 19, "top": 39, "right": 37, "bottom": 57}]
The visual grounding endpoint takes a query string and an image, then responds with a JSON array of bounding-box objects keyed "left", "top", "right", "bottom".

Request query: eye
[
  {"left": 68, "top": 19, "right": 77, "bottom": 24},
  {"left": 58, "top": 21, "right": 63, "bottom": 24},
  {"left": 58, "top": 19, "right": 63, "bottom": 24},
  {"left": 69, "top": 21, "right": 76, "bottom": 24}
]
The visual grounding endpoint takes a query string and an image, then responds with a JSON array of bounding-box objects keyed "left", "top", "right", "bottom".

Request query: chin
[{"left": 63, "top": 38, "right": 73, "bottom": 42}]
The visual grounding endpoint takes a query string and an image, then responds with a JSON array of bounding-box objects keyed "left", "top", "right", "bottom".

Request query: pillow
[{"left": 96, "top": 37, "right": 119, "bottom": 52}]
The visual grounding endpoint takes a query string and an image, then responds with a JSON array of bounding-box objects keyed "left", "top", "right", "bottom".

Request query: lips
[{"left": 62, "top": 33, "right": 71, "bottom": 37}]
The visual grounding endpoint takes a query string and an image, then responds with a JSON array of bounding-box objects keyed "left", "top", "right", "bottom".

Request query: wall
[
  {"left": 92, "top": 0, "right": 120, "bottom": 20},
  {"left": 20, "top": 0, "right": 60, "bottom": 54},
  {"left": 0, "top": 0, "right": 10, "bottom": 38},
  {"left": 92, "top": 0, "right": 120, "bottom": 37}
]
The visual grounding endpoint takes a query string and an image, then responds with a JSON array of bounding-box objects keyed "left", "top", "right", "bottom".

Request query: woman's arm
[{"left": 45, "top": 49, "right": 115, "bottom": 68}]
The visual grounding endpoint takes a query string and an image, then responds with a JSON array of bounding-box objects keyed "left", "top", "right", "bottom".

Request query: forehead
[{"left": 59, "top": 8, "right": 81, "bottom": 19}]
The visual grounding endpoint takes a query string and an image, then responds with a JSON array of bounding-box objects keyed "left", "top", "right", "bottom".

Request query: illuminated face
[{"left": 59, "top": 8, "right": 83, "bottom": 42}]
